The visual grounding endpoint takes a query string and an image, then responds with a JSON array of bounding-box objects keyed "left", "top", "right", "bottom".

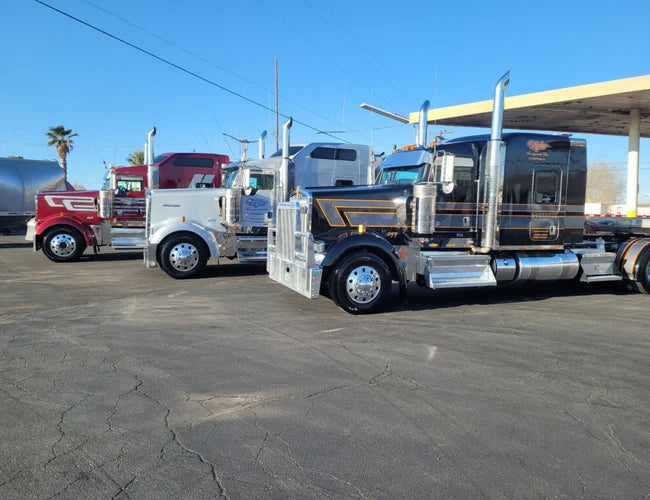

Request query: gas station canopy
[{"left": 408, "top": 74, "right": 650, "bottom": 137}]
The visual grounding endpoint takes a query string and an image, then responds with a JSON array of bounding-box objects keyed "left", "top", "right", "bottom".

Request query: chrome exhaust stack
[
  {"left": 417, "top": 100, "right": 430, "bottom": 148},
  {"left": 144, "top": 126, "right": 156, "bottom": 248},
  {"left": 146, "top": 127, "right": 157, "bottom": 190},
  {"left": 279, "top": 118, "right": 292, "bottom": 202},
  {"left": 476, "top": 72, "right": 510, "bottom": 253},
  {"left": 258, "top": 130, "right": 267, "bottom": 159}
]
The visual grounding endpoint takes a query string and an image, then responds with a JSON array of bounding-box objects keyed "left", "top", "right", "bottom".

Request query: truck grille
[{"left": 267, "top": 201, "right": 322, "bottom": 299}]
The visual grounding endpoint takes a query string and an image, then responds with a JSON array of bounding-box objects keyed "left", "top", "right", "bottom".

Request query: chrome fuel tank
[{"left": 493, "top": 252, "right": 579, "bottom": 282}]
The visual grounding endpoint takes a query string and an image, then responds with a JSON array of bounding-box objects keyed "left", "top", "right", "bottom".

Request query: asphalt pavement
[{"left": 0, "top": 235, "right": 648, "bottom": 499}]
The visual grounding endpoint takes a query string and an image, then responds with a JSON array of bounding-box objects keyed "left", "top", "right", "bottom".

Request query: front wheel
[
  {"left": 159, "top": 234, "right": 208, "bottom": 279},
  {"left": 42, "top": 227, "right": 86, "bottom": 262},
  {"left": 329, "top": 252, "right": 391, "bottom": 314}
]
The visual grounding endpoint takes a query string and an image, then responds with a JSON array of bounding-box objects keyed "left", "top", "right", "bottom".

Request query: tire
[
  {"left": 329, "top": 252, "right": 391, "bottom": 314},
  {"left": 42, "top": 227, "right": 86, "bottom": 262},
  {"left": 635, "top": 250, "right": 650, "bottom": 294},
  {"left": 159, "top": 234, "right": 208, "bottom": 279}
]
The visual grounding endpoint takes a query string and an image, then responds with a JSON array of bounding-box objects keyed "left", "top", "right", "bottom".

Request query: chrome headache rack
[{"left": 267, "top": 200, "right": 322, "bottom": 299}]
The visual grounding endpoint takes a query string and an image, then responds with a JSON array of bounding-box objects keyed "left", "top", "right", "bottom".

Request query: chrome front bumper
[
  {"left": 144, "top": 243, "right": 158, "bottom": 268},
  {"left": 267, "top": 202, "right": 322, "bottom": 299}
]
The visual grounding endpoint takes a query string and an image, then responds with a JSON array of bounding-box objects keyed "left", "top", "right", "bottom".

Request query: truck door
[
  {"left": 113, "top": 176, "right": 145, "bottom": 222},
  {"left": 499, "top": 137, "right": 570, "bottom": 247},
  {"left": 240, "top": 168, "right": 275, "bottom": 228},
  {"left": 527, "top": 165, "right": 565, "bottom": 243}
]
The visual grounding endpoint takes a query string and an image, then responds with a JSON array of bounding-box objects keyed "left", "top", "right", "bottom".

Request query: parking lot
[{"left": 0, "top": 234, "right": 648, "bottom": 499}]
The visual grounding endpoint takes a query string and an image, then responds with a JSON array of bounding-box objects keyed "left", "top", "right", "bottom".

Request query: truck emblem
[
  {"left": 43, "top": 195, "right": 95, "bottom": 212},
  {"left": 527, "top": 140, "right": 550, "bottom": 152}
]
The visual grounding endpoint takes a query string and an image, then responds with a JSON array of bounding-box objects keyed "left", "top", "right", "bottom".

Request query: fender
[
  {"left": 149, "top": 220, "right": 220, "bottom": 258},
  {"left": 321, "top": 231, "right": 407, "bottom": 287},
  {"left": 616, "top": 237, "right": 650, "bottom": 280},
  {"left": 34, "top": 215, "right": 96, "bottom": 247}
]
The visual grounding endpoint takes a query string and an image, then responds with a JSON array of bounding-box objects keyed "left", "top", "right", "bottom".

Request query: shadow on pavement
[
  {"left": 377, "top": 279, "right": 631, "bottom": 314},
  {"left": 0, "top": 242, "right": 33, "bottom": 249},
  {"left": 199, "top": 262, "right": 267, "bottom": 279},
  {"left": 79, "top": 252, "right": 142, "bottom": 262}
]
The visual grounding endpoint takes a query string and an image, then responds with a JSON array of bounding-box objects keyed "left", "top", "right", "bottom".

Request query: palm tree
[
  {"left": 46, "top": 125, "right": 77, "bottom": 180},
  {"left": 126, "top": 149, "right": 145, "bottom": 165}
]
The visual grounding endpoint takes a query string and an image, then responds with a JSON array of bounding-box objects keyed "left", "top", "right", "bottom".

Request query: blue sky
[{"left": 2, "top": 0, "right": 649, "bottom": 200}]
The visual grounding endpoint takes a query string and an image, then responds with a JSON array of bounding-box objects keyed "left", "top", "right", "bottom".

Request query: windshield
[
  {"left": 377, "top": 165, "right": 427, "bottom": 185},
  {"left": 153, "top": 154, "right": 169, "bottom": 164},
  {"left": 223, "top": 168, "right": 240, "bottom": 188},
  {"left": 270, "top": 146, "right": 304, "bottom": 158}
]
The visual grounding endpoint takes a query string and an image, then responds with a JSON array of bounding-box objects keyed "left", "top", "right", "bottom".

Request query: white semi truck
[{"left": 144, "top": 119, "right": 380, "bottom": 278}]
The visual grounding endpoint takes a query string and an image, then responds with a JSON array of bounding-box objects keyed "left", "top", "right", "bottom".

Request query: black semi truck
[{"left": 267, "top": 73, "right": 650, "bottom": 313}]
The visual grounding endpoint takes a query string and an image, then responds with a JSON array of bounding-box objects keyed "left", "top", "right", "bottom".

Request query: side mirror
[{"left": 440, "top": 153, "right": 455, "bottom": 194}]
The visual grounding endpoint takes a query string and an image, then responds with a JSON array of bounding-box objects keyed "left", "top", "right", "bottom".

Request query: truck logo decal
[
  {"left": 43, "top": 195, "right": 96, "bottom": 212},
  {"left": 187, "top": 174, "right": 215, "bottom": 188},
  {"left": 315, "top": 198, "right": 404, "bottom": 227},
  {"left": 245, "top": 198, "right": 268, "bottom": 208},
  {"left": 527, "top": 140, "right": 550, "bottom": 152}
]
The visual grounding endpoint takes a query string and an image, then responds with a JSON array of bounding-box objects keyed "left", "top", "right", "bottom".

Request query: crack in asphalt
[
  {"left": 250, "top": 408, "right": 367, "bottom": 499},
  {"left": 134, "top": 375, "right": 231, "bottom": 500}
]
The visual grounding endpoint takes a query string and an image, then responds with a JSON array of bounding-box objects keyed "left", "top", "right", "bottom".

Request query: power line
[
  {"left": 255, "top": 0, "right": 380, "bottom": 107},
  {"left": 35, "top": 0, "right": 350, "bottom": 143},
  {"left": 78, "top": 0, "right": 355, "bottom": 135},
  {"left": 311, "top": 0, "right": 419, "bottom": 106}
]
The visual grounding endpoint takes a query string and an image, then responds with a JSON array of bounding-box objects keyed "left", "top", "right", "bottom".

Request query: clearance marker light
[
  {"left": 181, "top": 216, "right": 186, "bottom": 222},
  {"left": 358, "top": 224, "right": 365, "bottom": 233}
]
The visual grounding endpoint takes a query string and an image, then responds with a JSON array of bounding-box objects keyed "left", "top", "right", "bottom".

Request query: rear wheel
[
  {"left": 330, "top": 252, "right": 391, "bottom": 314},
  {"left": 42, "top": 227, "right": 86, "bottom": 262},
  {"left": 159, "top": 234, "right": 208, "bottom": 279},
  {"left": 635, "top": 251, "right": 650, "bottom": 294}
]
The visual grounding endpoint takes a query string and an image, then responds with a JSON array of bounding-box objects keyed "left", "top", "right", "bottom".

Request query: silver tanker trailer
[{"left": 0, "top": 157, "right": 70, "bottom": 232}]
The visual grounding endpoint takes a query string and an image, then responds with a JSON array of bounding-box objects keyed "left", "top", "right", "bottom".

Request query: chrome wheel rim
[
  {"left": 169, "top": 243, "right": 199, "bottom": 272},
  {"left": 49, "top": 233, "right": 76, "bottom": 257},
  {"left": 345, "top": 265, "right": 381, "bottom": 304}
]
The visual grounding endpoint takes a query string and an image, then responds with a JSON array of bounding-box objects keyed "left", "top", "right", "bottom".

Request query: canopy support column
[{"left": 626, "top": 109, "right": 640, "bottom": 217}]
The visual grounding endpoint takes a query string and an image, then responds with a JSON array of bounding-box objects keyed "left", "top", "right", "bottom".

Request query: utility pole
[{"left": 275, "top": 57, "right": 279, "bottom": 152}]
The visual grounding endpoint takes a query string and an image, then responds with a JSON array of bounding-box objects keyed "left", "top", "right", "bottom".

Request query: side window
[
  {"left": 310, "top": 147, "right": 336, "bottom": 160},
  {"left": 532, "top": 169, "right": 561, "bottom": 205},
  {"left": 116, "top": 179, "right": 143, "bottom": 195},
  {"left": 337, "top": 149, "right": 356, "bottom": 161},
  {"left": 453, "top": 166, "right": 474, "bottom": 189},
  {"left": 310, "top": 147, "right": 357, "bottom": 161},
  {"left": 172, "top": 157, "right": 215, "bottom": 168},
  {"left": 250, "top": 173, "right": 274, "bottom": 190},
  {"left": 452, "top": 166, "right": 474, "bottom": 202}
]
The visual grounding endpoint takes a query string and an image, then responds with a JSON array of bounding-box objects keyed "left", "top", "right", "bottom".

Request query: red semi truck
[{"left": 28, "top": 151, "right": 229, "bottom": 262}]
